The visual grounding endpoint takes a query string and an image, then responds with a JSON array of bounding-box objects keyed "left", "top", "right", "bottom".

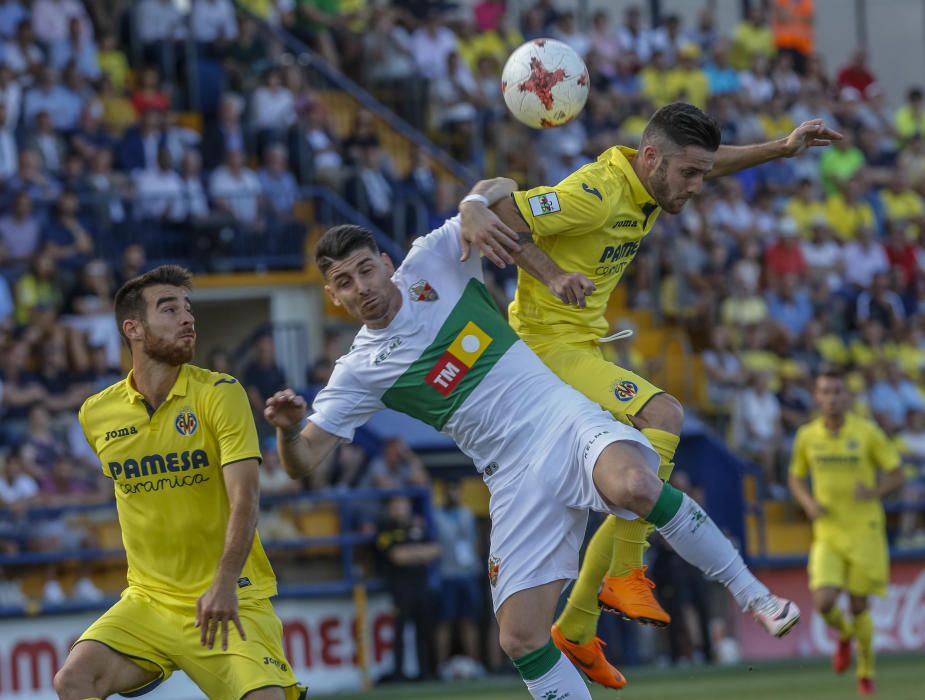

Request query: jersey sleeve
[
  {"left": 206, "top": 376, "right": 262, "bottom": 467},
  {"left": 512, "top": 179, "right": 611, "bottom": 239},
  {"left": 788, "top": 426, "right": 810, "bottom": 478},
  {"left": 308, "top": 357, "right": 383, "bottom": 441},
  {"left": 868, "top": 423, "right": 902, "bottom": 472},
  {"left": 407, "top": 216, "right": 482, "bottom": 281},
  {"left": 77, "top": 400, "right": 111, "bottom": 478}
]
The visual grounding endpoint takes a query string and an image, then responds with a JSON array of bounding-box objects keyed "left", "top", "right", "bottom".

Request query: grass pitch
[{"left": 314, "top": 653, "right": 923, "bottom": 699}]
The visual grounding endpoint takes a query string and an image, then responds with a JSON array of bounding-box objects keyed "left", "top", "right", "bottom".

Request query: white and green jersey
[{"left": 310, "top": 217, "right": 583, "bottom": 473}]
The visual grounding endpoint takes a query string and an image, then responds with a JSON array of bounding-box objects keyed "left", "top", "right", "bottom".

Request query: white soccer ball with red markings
[{"left": 501, "top": 38, "right": 589, "bottom": 129}]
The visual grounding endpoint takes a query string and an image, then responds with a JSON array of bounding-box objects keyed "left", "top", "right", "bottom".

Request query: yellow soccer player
[
  {"left": 789, "top": 369, "right": 905, "bottom": 697},
  {"left": 54, "top": 266, "right": 305, "bottom": 700},
  {"left": 460, "top": 101, "right": 840, "bottom": 687}
]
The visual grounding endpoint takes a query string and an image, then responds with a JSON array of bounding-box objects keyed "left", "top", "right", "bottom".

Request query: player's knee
[
  {"left": 610, "top": 460, "right": 661, "bottom": 515},
  {"left": 814, "top": 594, "right": 837, "bottom": 614},
  {"left": 498, "top": 625, "right": 549, "bottom": 662},
  {"left": 635, "top": 393, "right": 683, "bottom": 435},
  {"left": 53, "top": 663, "right": 94, "bottom": 700},
  {"left": 849, "top": 597, "right": 868, "bottom": 616}
]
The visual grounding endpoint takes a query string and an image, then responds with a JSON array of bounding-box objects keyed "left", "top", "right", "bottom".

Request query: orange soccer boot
[
  {"left": 598, "top": 565, "right": 671, "bottom": 627},
  {"left": 550, "top": 623, "right": 627, "bottom": 689}
]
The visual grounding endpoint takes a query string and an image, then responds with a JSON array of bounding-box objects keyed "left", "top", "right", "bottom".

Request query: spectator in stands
[
  {"left": 739, "top": 54, "right": 775, "bottom": 106},
  {"left": 131, "top": 66, "right": 171, "bottom": 115},
  {"left": 117, "top": 108, "right": 167, "bottom": 172},
  {"left": 30, "top": 0, "right": 91, "bottom": 47},
  {"left": 0, "top": 448, "right": 38, "bottom": 506},
  {"left": 224, "top": 14, "right": 269, "bottom": 93},
  {"left": 202, "top": 93, "right": 245, "bottom": 171},
  {"left": 712, "top": 179, "right": 754, "bottom": 239},
  {"left": 50, "top": 15, "right": 99, "bottom": 79},
  {"left": 251, "top": 67, "right": 295, "bottom": 141},
  {"left": 135, "top": 0, "right": 184, "bottom": 77},
  {"left": 870, "top": 361, "right": 925, "bottom": 432},
  {"left": 209, "top": 148, "right": 263, "bottom": 226},
  {"left": 292, "top": 0, "right": 342, "bottom": 69},
  {"left": 97, "top": 30, "right": 129, "bottom": 92},
  {"left": 191, "top": 0, "right": 239, "bottom": 50},
  {"left": 44, "top": 189, "right": 94, "bottom": 272},
  {"left": 765, "top": 218, "right": 807, "bottom": 283},
  {"left": 616, "top": 5, "right": 653, "bottom": 63},
  {"left": 704, "top": 39, "right": 740, "bottom": 96},
  {"left": 376, "top": 493, "right": 439, "bottom": 682},
  {"left": 97, "top": 74, "right": 136, "bottom": 137},
  {"left": 895, "top": 86, "right": 925, "bottom": 143},
  {"left": 842, "top": 225, "right": 889, "bottom": 289},
  {"left": 837, "top": 49, "right": 876, "bottom": 99},
  {"left": 897, "top": 407, "right": 925, "bottom": 547},
  {"left": 431, "top": 51, "right": 479, "bottom": 160},
  {"left": 368, "top": 437, "right": 430, "bottom": 489},
  {"left": 23, "top": 66, "right": 82, "bottom": 131},
  {"left": 244, "top": 332, "right": 287, "bottom": 435},
  {"left": 434, "top": 478, "right": 483, "bottom": 675},
  {"left": 778, "top": 361, "right": 813, "bottom": 449},
  {"left": 826, "top": 178, "right": 875, "bottom": 241},
  {"left": 702, "top": 325, "right": 744, "bottom": 414},
  {"left": 134, "top": 146, "right": 185, "bottom": 223},
  {"left": 70, "top": 104, "right": 115, "bottom": 162},
  {"left": 363, "top": 6, "right": 420, "bottom": 126},
  {"left": 732, "top": 4, "right": 775, "bottom": 69},
  {"left": 0, "top": 0, "right": 26, "bottom": 41},
  {"left": 258, "top": 143, "right": 299, "bottom": 220},
  {"left": 0, "top": 190, "right": 41, "bottom": 266},
  {"left": 857, "top": 271, "right": 906, "bottom": 332},
  {"left": 0, "top": 273, "right": 13, "bottom": 326},
  {"left": 767, "top": 273, "right": 813, "bottom": 342},
  {"left": 345, "top": 142, "right": 395, "bottom": 235},
  {"left": 801, "top": 216, "right": 844, "bottom": 290},
  {"left": 288, "top": 101, "right": 341, "bottom": 185},
  {"left": 820, "top": 132, "right": 866, "bottom": 196},
  {"left": 24, "top": 110, "right": 66, "bottom": 175},
  {"left": 882, "top": 172, "right": 924, "bottom": 227},
  {"left": 550, "top": 11, "right": 589, "bottom": 58},
  {"left": 734, "top": 370, "right": 785, "bottom": 494},
  {"left": 35, "top": 335, "right": 90, "bottom": 415},
  {"left": 178, "top": 148, "right": 211, "bottom": 221},
  {"left": 0, "top": 340, "right": 46, "bottom": 427},
  {"left": 6, "top": 20, "right": 41, "bottom": 83},
  {"left": 83, "top": 146, "right": 128, "bottom": 225}
]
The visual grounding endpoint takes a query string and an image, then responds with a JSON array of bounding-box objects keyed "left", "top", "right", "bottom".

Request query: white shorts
[{"left": 483, "top": 401, "right": 659, "bottom": 612}]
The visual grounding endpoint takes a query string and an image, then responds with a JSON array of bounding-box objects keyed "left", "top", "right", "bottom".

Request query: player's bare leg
[
  {"left": 591, "top": 441, "right": 800, "bottom": 636},
  {"left": 496, "top": 580, "right": 594, "bottom": 699},
  {"left": 553, "top": 394, "right": 679, "bottom": 653},
  {"left": 814, "top": 587, "right": 853, "bottom": 674},
  {"left": 54, "top": 640, "right": 160, "bottom": 700}
]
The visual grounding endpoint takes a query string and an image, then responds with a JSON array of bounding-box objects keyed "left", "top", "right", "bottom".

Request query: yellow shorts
[
  {"left": 527, "top": 337, "right": 663, "bottom": 424},
  {"left": 808, "top": 533, "right": 889, "bottom": 597},
  {"left": 76, "top": 588, "right": 305, "bottom": 699}
]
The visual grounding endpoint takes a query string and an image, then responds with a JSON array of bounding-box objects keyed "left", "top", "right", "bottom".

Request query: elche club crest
[
  {"left": 488, "top": 554, "right": 501, "bottom": 587},
  {"left": 409, "top": 279, "right": 438, "bottom": 302},
  {"left": 175, "top": 407, "right": 199, "bottom": 436}
]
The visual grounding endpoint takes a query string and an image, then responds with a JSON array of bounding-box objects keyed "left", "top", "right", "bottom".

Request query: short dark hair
[
  {"left": 114, "top": 265, "right": 192, "bottom": 345},
  {"left": 642, "top": 102, "right": 722, "bottom": 153},
  {"left": 315, "top": 224, "right": 380, "bottom": 276},
  {"left": 816, "top": 367, "right": 846, "bottom": 383}
]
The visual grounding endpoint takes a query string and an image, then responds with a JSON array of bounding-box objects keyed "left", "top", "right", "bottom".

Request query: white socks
[
  {"left": 524, "top": 651, "right": 592, "bottom": 700},
  {"left": 657, "top": 493, "right": 770, "bottom": 610}
]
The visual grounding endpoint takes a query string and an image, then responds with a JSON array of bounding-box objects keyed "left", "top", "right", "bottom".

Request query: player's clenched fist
[{"left": 264, "top": 389, "right": 307, "bottom": 429}]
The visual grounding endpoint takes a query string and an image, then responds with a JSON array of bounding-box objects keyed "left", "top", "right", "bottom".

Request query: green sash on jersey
[{"left": 382, "top": 280, "right": 519, "bottom": 429}]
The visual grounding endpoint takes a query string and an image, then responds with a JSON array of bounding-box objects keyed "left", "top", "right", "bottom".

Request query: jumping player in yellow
[
  {"left": 460, "top": 102, "right": 840, "bottom": 687},
  {"left": 54, "top": 266, "right": 304, "bottom": 700},
  {"left": 789, "top": 369, "right": 904, "bottom": 697}
]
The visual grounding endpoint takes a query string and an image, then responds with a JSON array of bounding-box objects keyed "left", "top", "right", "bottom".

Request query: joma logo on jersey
[
  {"left": 612, "top": 219, "right": 639, "bottom": 229},
  {"left": 425, "top": 321, "right": 492, "bottom": 397},
  {"left": 108, "top": 449, "right": 209, "bottom": 480},
  {"left": 105, "top": 426, "right": 138, "bottom": 441},
  {"left": 599, "top": 241, "right": 639, "bottom": 263}
]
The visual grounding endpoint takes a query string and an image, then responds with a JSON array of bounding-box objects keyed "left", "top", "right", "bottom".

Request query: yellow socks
[
  {"left": 608, "top": 429, "right": 679, "bottom": 578},
  {"left": 553, "top": 516, "right": 615, "bottom": 644},
  {"left": 821, "top": 605, "right": 853, "bottom": 640},
  {"left": 854, "top": 609, "right": 874, "bottom": 679}
]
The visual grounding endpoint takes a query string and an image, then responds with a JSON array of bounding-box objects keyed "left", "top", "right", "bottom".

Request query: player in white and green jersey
[{"left": 265, "top": 179, "right": 799, "bottom": 700}]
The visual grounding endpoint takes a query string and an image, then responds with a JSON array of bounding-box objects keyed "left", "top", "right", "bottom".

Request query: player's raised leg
[
  {"left": 591, "top": 440, "right": 800, "bottom": 637},
  {"left": 54, "top": 640, "right": 163, "bottom": 700},
  {"left": 497, "top": 581, "right": 595, "bottom": 700}
]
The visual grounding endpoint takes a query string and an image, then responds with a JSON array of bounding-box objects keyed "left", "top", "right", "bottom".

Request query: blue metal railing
[{"left": 0, "top": 486, "right": 435, "bottom": 618}]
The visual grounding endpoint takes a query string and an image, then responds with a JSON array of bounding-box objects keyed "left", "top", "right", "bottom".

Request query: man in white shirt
[
  {"left": 209, "top": 149, "right": 262, "bottom": 225},
  {"left": 842, "top": 226, "right": 889, "bottom": 288},
  {"left": 30, "top": 0, "right": 91, "bottom": 47},
  {"left": 191, "top": 0, "right": 239, "bottom": 44},
  {"left": 0, "top": 101, "right": 17, "bottom": 180},
  {"left": 410, "top": 15, "right": 457, "bottom": 80},
  {"left": 134, "top": 147, "right": 186, "bottom": 222}
]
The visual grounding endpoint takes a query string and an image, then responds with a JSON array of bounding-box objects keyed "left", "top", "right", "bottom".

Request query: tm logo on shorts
[{"left": 612, "top": 380, "right": 639, "bottom": 402}]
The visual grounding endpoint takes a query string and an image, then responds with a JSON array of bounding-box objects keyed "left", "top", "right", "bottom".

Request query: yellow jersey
[
  {"left": 789, "top": 414, "right": 901, "bottom": 541},
  {"left": 79, "top": 364, "right": 277, "bottom": 604},
  {"left": 510, "top": 146, "right": 659, "bottom": 342}
]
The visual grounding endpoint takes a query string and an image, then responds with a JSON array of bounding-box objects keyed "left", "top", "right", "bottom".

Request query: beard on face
[
  {"left": 649, "top": 159, "right": 675, "bottom": 210},
  {"left": 141, "top": 321, "right": 195, "bottom": 365}
]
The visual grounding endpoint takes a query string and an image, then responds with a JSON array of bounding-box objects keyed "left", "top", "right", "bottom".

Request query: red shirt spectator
[
  {"left": 837, "top": 49, "right": 876, "bottom": 99},
  {"left": 765, "top": 220, "right": 807, "bottom": 281},
  {"left": 884, "top": 226, "right": 919, "bottom": 287},
  {"left": 474, "top": 0, "right": 506, "bottom": 32},
  {"left": 131, "top": 67, "right": 170, "bottom": 115}
]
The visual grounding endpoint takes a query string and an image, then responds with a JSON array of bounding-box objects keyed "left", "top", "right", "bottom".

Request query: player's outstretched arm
[
  {"left": 708, "top": 119, "right": 844, "bottom": 180},
  {"left": 265, "top": 389, "right": 341, "bottom": 478},
  {"left": 459, "top": 177, "right": 522, "bottom": 267}
]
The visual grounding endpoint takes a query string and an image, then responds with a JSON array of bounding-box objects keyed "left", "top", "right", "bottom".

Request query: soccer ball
[{"left": 501, "top": 39, "right": 590, "bottom": 129}]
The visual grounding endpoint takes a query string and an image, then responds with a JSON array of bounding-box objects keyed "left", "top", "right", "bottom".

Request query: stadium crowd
[{"left": 1, "top": 0, "right": 925, "bottom": 679}]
